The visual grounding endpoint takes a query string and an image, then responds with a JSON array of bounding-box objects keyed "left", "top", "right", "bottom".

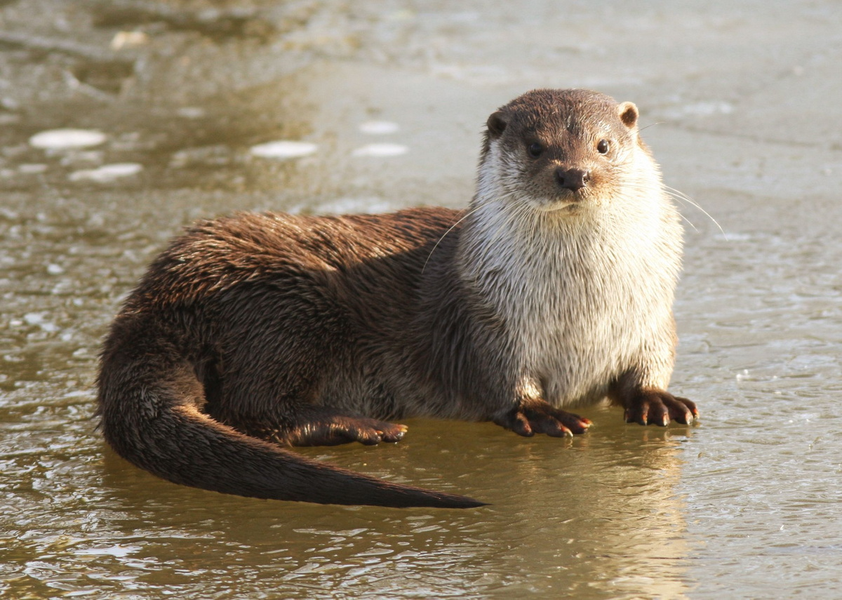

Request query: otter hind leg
[
  {"left": 288, "top": 410, "right": 408, "bottom": 446},
  {"left": 242, "top": 407, "right": 408, "bottom": 447}
]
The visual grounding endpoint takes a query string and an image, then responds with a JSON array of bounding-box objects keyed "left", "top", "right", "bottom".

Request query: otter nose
[{"left": 555, "top": 168, "right": 590, "bottom": 191}]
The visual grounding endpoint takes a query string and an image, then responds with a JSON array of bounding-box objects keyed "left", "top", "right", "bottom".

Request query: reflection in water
[{"left": 1, "top": 409, "right": 692, "bottom": 599}]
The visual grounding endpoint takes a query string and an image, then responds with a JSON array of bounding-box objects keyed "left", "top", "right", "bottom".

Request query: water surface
[{"left": 2, "top": 1, "right": 842, "bottom": 598}]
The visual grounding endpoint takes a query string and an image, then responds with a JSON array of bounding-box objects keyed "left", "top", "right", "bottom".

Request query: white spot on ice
[
  {"left": 110, "top": 31, "right": 149, "bottom": 51},
  {"left": 351, "top": 143, "right": 408, "bottom": 157},
  {"left": 359, "top": 121, "right": 400, "bottom": 135},
  {"left": 22, "top": 312, "right": 57, "bottom": 332},
  {"left": 18, "top": 164, "right": 48, "bottom": 174},
  {"left": 24, "top": 313, "right": 44, "bottom": 325},
  {"left": 69, "top": 163, "right": 143, "bottom": 182},
  {"left": 47, "top": 264, "right": 64, "bottom": 275},
  {"left": 177, "top": 106, "right": 206, "bottom": 119},
  {"left": 313, "top": 197, "right": 396, "bottom": 215},
  {"left": 29, "top": 129, "right": 107, "bottom": 150},
  {"left": 663, "top": 102, "right": 734, "bottom": 119},
  {"left": 249, "top": 141, "right": 317, "bottom": 159}
]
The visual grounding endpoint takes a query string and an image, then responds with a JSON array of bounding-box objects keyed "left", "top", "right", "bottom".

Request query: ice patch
[
  {"left": 359, "top": 121, "right": 400, "bottom": 135},
  {"left": 24, "top": 313, "right": 44, "bottom": 325},
  {"left": 110, "top": 31, "right": 149, "bottom": 51},
  {"left": 351, "top": 143, "right": 408, "bottom": 157},
  {"left": 289, "top": 197, "right": 396, "bottom": 215},
  {"left": 177, "top": 106, "right": 206, "bottom": 119},
  {"left": 317, "top": 197, "right": 395, "bottom": 214},
  {"left": 69, "top": 163, "right": 143, "bottom": 182},
  {"left": 18, "top": 164, "right": 48, "bottom": 174},
  {"left": 23, "top": 312, "right": 57, "bottom": 332},
  {"left": 664, "top": 102, "right": 734, "bottom": 119},
  {"left": 29, "top": 129, "right": 107, "bottom": 150},
  {"left": 250, "top": 141, "right": 317, "bottom": 159}
]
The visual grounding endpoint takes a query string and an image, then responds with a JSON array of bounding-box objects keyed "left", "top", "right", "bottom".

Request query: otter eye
[
  {"left": 527, "top": 142, "right": 544, "bottom": 158},
  {"left": 597, "top": 139, "right": 610, "bottom": 154}
]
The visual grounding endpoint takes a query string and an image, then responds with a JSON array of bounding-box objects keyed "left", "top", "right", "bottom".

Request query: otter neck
[
  {"left": 455, "top": 147, "right": 672, "bottom": 296},
  {"left": 456, "top": 190, "right": 606, "bottom": 298},
  {"left": 452, "top": 159, "right": 679, "bottom": 389}
]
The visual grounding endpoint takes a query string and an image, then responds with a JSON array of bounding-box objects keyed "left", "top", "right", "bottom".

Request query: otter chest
[{"left": 501, "top": 240, "right": 662, "bottom": 405}]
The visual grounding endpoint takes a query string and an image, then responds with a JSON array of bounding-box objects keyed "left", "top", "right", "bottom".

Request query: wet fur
[{"left": 97, "top": 89, "right": 695, "bottom": 508}]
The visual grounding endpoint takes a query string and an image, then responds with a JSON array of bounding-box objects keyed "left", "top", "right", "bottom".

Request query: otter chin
[
  {"left": 96, "top": 88, "right": 697, "bottom": 509},
  {"left": 534, "top": 195, "right": 586, "bottom": 211}
]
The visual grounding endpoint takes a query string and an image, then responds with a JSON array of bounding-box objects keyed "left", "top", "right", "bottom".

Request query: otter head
[{"left": 480, "top": 89, "right": 644, "bottom": 212}]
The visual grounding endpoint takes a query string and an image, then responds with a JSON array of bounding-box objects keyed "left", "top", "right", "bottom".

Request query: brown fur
[{"left": 97, "top": 89, "right": 697, "bottom": 508}]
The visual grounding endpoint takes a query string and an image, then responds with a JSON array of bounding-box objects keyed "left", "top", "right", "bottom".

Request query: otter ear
[
  {"left": 618, "top": 102, "right": 639, "bottom": 129},
  {"left": 486, "top": 111, "right": 508, "bottom": 139}
]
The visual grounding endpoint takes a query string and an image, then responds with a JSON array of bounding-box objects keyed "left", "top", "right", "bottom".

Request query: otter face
[{"left": 482, "top": 89, "right": 642, "bottom": 211}]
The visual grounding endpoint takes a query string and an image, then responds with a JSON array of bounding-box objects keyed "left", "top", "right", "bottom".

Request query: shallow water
[{"left": 2, "top": 1, "right": 842, "bottom": 598}]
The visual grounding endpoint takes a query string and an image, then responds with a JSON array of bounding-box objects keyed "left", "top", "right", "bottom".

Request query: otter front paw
[
  {"left": 493, "top": 401, "right": 591, "bottom": 437},
  {"left": 624, "top": 389, "right": 698, "bottom": 427}
]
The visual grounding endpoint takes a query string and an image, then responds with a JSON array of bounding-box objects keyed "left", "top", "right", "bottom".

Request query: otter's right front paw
[{"left": 493, "top": 401, "right": 591, "bottom": 437}]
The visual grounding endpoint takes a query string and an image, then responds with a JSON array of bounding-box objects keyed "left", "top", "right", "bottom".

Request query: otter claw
[{"left": 625, "top": 389, "right": 697, "bottom": 427}]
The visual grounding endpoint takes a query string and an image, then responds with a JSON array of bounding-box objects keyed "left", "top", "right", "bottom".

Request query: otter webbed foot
[
  {"left": 624, "top": 388, "right": 698, "bottom": 427},
  {"left": 493, "top": 400, "right": 591, "bottom": 437}
]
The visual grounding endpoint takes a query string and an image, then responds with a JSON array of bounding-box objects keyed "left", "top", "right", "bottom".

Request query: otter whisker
[
  {"left": 617, "top": 121, "right": 663, "bottom": 146},
  {"left": 677, "top": 211, "right": 699, "bottom": 232},
  {"left": 663, "top": 185, "right": 727, "bottom": 240},
  {"left": 422, "top": 206, "right": 481, "bottom": 273}
]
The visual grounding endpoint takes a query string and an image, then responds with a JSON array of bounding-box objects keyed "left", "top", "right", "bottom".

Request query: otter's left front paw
[
  {"left": 493, "top": 400, "right": 592, "bottom": 437},
  {"left": 624, "top": 389, "right": 698, "bottom": 426}
]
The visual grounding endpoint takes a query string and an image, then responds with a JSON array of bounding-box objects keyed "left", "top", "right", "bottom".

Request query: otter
[{"left": 97, "top": 89, "right": 697, "bottom": 509}]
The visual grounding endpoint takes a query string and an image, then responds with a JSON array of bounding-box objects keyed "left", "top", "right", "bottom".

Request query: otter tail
[{"left": 96, "top": 325, "right": 484, "bottom": 509}]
